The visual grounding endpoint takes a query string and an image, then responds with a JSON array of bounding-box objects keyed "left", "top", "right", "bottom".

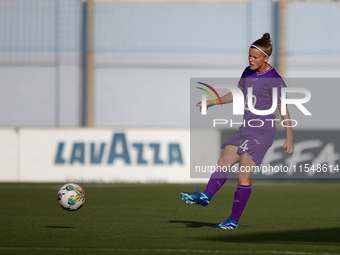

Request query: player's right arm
[
  {"left": 197, "top": 67, "right": 246, "bottom": 112},
  {"left": 196, "top": 92, "right": 233, "bottom": 112}
]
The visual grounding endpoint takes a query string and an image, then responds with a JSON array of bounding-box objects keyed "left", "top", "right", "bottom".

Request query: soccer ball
[{"left": 57, "top": 183, "right": 85, "bottom": 211}]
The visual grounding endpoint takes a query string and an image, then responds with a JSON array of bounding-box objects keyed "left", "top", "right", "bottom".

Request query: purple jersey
[{"left": 237, "top": 66, "right": 286, "bottom": 131}]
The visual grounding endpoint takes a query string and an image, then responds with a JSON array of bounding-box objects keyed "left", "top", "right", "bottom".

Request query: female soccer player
[{"left": 180, "top": 33, "right": 294, "bottom": 229}]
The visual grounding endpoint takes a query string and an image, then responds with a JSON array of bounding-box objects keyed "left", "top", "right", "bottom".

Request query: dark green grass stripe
[{"left": 0, "top": 247, "right": 339, "bottom": 255}]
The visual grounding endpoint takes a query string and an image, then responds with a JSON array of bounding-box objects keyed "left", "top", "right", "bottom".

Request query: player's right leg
[
  {"left": 204, "top": 145, "right": 240, "bottom": 196},
  {"left": 180, "top": 145, "right": 240, "bottom": 206}
]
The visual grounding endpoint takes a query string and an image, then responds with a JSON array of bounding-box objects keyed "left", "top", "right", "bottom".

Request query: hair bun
[
  {"left": 251, "top": 33, "right": 272, "bottom": 57},
  {"left": 262, "top": 33, "right": 271, "bottom": 41}
]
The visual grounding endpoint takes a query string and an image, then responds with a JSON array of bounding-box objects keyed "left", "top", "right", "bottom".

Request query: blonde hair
[{"left": 251, "top": 33, "right": 272, "bottom": 57}]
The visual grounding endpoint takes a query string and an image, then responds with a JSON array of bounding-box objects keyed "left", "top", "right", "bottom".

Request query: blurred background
[{"left": 0, "top": 0, "right": 340, "bottom": 183}]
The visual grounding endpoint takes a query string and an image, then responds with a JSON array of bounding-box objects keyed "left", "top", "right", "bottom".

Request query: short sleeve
[
  {"left": 237, "top": 69, "right": 247, "bottom": 91},
  {"left": 269, "top": 78, "right": 287, "bottom": 106}
]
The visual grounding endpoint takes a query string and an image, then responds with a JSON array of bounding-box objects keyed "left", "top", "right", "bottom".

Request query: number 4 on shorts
[{"left": 239, "top": 139, "right": 249, "bottom": 152}]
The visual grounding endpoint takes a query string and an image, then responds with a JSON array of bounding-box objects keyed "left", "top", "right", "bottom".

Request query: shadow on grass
[
  {"left": 44, "top": 226, "right": 73, "bottom": 229},
  {"left": 202, "top": 227, "right": 340, "bottom": 246},
  {"left": 170, "top": 220, "right": 340, "bottom": 245},
  {"left": 169, "top": 220, "right": 217, "bottom": 228}
]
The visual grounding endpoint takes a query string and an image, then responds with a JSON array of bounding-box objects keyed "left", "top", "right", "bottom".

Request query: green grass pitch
[{"left": 0, "top": 182, "right": 340, "bottom": 255}]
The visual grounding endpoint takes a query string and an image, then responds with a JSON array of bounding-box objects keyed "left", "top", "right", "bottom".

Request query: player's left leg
[
  {"left": 230, "top": 153, "right": 255, "bottom": 220},
  {"left": 214, "top": 129, "right": 275, "bottom": 229},
  {"left": 214, "top": 153, "right": 256, "bottom": 229}
]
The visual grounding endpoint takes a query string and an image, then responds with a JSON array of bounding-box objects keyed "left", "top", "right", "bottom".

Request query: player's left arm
[{"left": 278, "top": 105, "right": 294, "bottom": 154}]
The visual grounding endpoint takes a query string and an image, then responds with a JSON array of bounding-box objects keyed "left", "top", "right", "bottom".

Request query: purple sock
[
  {"left": 204, "top": 170, "right": 229, "bottom": 197},
  {"left": 229, "top": 185, "right": 252, "bottom": 222}
]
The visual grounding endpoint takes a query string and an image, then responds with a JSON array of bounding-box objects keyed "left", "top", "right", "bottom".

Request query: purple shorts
[{"left": 221, "top": 128, "right": 275, "bottom": 165}]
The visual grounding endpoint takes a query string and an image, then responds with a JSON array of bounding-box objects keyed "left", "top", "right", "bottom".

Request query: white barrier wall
[
  {"left": 0, "top": 128, "right": 219, "bottom": 183},
  {"left": 0, "top": 129, "right": 18, "bottom": 181}
]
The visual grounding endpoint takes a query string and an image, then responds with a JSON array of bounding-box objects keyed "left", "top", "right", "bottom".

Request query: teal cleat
[
  {"left": 180, "top": 190, "right": 211, "bottom": 206},
  {"left": 213, "top": 218, "right": 238, "bottom": 229}
]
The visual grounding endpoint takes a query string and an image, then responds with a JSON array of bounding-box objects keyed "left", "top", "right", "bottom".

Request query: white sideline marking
[{"left": 0, "top": 247, "right": 338, "bottom": 255}]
